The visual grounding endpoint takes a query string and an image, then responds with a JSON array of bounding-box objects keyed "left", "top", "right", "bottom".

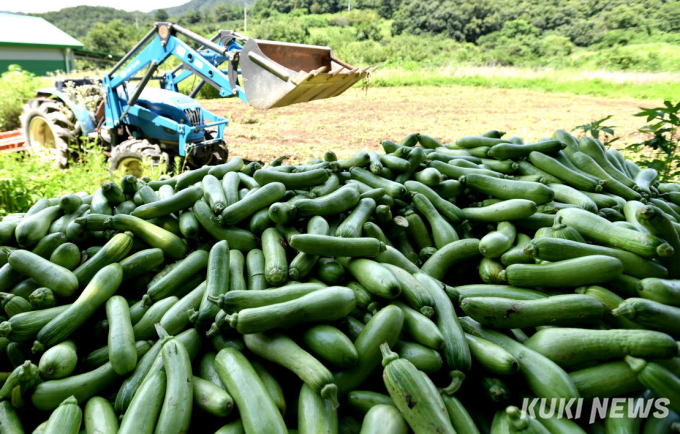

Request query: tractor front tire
[
  {"left": 109, "top": 139, "right": 167, "bottom": 178},
  {"left": 20, "top": 98, "right": 80, "bottom": 168}
]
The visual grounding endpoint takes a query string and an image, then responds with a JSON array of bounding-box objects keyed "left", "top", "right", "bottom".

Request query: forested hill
[
  {"left": 161, "top": 0, "right": 254, "bottom": 17},
  {"left": 256, "top": 0, "right": 679, "bottom": 45},
  {"left": 35, "top": 6, "right": 147, "bottom": 39}
]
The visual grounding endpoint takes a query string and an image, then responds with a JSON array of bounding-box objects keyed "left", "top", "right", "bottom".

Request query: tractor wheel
[
  {"left": 185, "top": 131, "right": 229, "bottom": 169},
  {"left": 109, "top": 139, "right": 167, "bottom": 178},
  {"left": 20, "top": 98, "right": 80, "bottom": 168}
]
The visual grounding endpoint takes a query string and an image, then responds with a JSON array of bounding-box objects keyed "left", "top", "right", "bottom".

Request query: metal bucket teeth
[{"left": 240, "top": 38, "right": 374, "bottom": 110}]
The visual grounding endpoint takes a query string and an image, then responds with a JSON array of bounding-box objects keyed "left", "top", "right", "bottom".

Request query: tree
[
  {"left": 183, "top": 9, "right": 202, "bottom": 25},
  {"left": 154, "top": 9, "right": 169, "bottom": 21}
]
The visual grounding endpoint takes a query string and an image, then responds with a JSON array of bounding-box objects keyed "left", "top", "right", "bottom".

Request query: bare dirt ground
[{"left": 201, "top": 86, "right": 656, "bottom": 164}]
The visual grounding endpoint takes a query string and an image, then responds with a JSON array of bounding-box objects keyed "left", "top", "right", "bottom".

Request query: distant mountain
[
  {"left": 35, "top": 6, "right": 150, "bottom": 39},
  {"left": 160, "top": 0, "right": 253, "bottom": 17}
]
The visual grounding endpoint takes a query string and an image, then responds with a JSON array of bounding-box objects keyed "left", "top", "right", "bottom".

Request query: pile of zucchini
[{"left": 0, "top": 128, "right": 679, "bottom": 433}]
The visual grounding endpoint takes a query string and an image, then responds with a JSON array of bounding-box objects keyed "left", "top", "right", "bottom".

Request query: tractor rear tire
[
  {"left": 20, "top": 98, "right": 80, "bottom": 168},
  {"left": 109, "top": 139, "right": 167, "bottom": 178}
]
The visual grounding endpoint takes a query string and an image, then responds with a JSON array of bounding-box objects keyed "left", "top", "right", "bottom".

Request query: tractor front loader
[{"left": 20, "top": 22, "right": 374, "bottom": 177}]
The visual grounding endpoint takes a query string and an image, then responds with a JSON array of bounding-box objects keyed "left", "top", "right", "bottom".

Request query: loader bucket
[{"left": 239, "top": 38, "right": 376, "bottom": 110}]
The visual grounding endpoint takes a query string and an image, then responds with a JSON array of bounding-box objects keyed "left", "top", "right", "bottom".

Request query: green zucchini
[
  {"left": 421, "top": 238, "right": 481, "bottom": 280},
  {"left": 393, "top": 339, "right": 442, "bottom": 373},
  {"left": 0, "top": 293, "right": 31, "bottom": 317},
  {"left": 228, "top": 249, "right": 246, "bottom": 292},
  {"left": 488, "top": 139, "right": 565, "bottom": 160},
  {"left": 82, "top": 340, "right": 152, "bottom": 369},
  {"left": 462, "top": 199, "right": 537, "bottom": 222},
  {"left": 576, "top": 285, "right": 644, "bottom": 330},
  {"left": 49, "top": 242, "right": 80, "bottom": 271},
  {"left": 255, "top": 168, "right": 330, "bottom": 189},
  {"left": 131, "top": 185, "right": 203, "bottom": 219},
  {"left": 336, "top": 198, "right": 376, "bottom": 238},
  {"left": 209, "top": 282, "right": 326, "bottom": 313},
  {"left": 222, "top": 171, "right": 240, "bottom": 208},
  {"left": 215, "top": 286, "right": 355, "bottom": 334},
  {"left": 338, "top": 151, "right": 370, "bottom": 170},
  {"left": 7, "top": 249, "right": 78, "bottom": 297},
  {"left": 350, "top": 167, "right": 406, "bottom": 198},
  {"left": 43, "top": 396, "right": 82, "bottom": 434},
  {"left": 118, "top": 369, "right": 166, "bottom": 434},
  {"left": 451, "top": 284, "right": 546, "bottom": 301},
  {"left": 380, "top": 344, "right": 456, "bottom": 433},
  {"left": 195, "top": 240, "right": 229, "bottom": 330},
  {"left": 84, "top": 396, "right": 119, "bottom": 434},
  {"left": 133, "top": 296, "right": 178, "bottom": 340},
  {"left": 245, "top": 332, "right": 340, "bottom": 408},
  {"left": 0, "top": 304, "right": 69, "bottom": 341},
  {"left": 29, "top": 287, "right": 55, "bottom": 310},
  {"left": 461, "top": 294, "right": 604, "bottom": 329},
  {"left": 626, "top": 356, "right": 680, "bottom": 413},
  {"left": 111, "top": 214, "right": 186, "bottom": 259},
  {"left": 32, "top": 232, "right": 68, "bottom": 259},
  {"left": 478, "top": 221, "right": 516, "bottom": 258},
  {"left": 214, "top": 348, "right": 287, "bottom": 434},
  {"left": 637, "top": 278, "right": 680, "bottom": 305},
  {"left": 314, "top": 258, "right": 346, "bottom": 285},
  {"left": 216, "top": 182, "right": 286, "bottom": 225},
  {"left": 525, "top": 237, "right": 667, "bottom": 279},
  {"left": 193, "top": 375, "right": 234, "bottom": 417},
  {"left": 193, "top": 199, "right": 258, "bottom": 251},
  {"left": 412, "top": 193, "right": 459, "bottom": 248},
  {"left": 348, "top": 390, "right": 393, "bottom": 414},
  {"left": 202, "top": 174, "right": 227, "bottom": 214},
  {"left": 106, "top": 295, "right": 137, "bottom": 375},
  {"left": 524, "top": 327, "right": 678, "bottom": 367},
  {"left": 290, "top": 234, "right": 384, "bottom": 258},
  {"left": 312, "top": 173, "right": 340, "bottom": 197},
  {"left": 569, "top": 361, "right": 642, "bottom": 399},
  {"left": 73, "top": 231, "right": 133, "bottom": 288},
  {"left": 246, "top": 249, "right": 267, "bottom": 290},
  {"left": 465, "top": 333, "right": 519, "bottom": 375},
  {"left": 464, "top": 173, "right": 554, "bottom": 204},
  {"left": 154, "top": 325, "right": 193, "bottom": 434},
  {"left": 579, "top": 137, "right": 638, "bottom": 188},
  {"left": 529, "top": 151, "right": 603, "bottom": 192},
  {"left": 16, "top": 206, "right": 61, "bottom": 247},
  {"left": 558, "top": 207, "right": 671, "bottom": 258},
  {"left": 33, "top": 264, "right": 123, "bottom": 353},
  {"left": 31, "top": 361, "right": 119, "bottom": 411},
  {"left": 612, "top": 297, "right": 680, "bottom": 336},
  {"left": 0, "top": 400, "right": 23, "bottom": 434},
  {"left": 334, "top": 305, "right": 404, "bottom": 395},
  {"left": 455, "top": 136, "right": 509, "bottom": 148},
  {"left": 500, "top": 255, "right": 623, "bottom": 287},
  {"left": 268, "top": 201, "right": 297, "bottom": 225},
  {"left": 303, "top": 324, "right": 358, "bottom": 368},
  {"left": 345, "top": 259, "right": 400, "bottom": 299},
  {"left": 262, "top": 227, "right": 288, "bottom": 286},
  {"left": 146, "top": 249, "right": 208, "bottom": 301},
  {"left": 39, "top": 339, "right": 77, "bottom": 380},
  {"left": 460, "top": 317, "right": 579, "bottom": 399},
  {"left": 416, "top": 273, "right": 471, "bottom": 372},
  {"left": 360, "top": 404, "right": 408, "bottom": 434},
  {"left": 403, "top": 180, "right": 465, "bottom": 223},
  {"left": 209, "top": 157, "right": 244, "bottom": 178},
  {"left": 251, "top": 360, "right": 287, "bottom": 416},
  {"left": 570, "top": 151, "right": 641, "bottom": 200}
]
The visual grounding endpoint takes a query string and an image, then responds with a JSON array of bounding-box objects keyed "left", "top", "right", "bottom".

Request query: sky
[{"left": 0, "top": 0, "right": 188, "bottom": 13}]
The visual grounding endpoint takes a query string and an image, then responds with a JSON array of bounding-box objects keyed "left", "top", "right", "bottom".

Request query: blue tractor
[{"left": 20, "top": 23, "right": 373, "bottom": 176}]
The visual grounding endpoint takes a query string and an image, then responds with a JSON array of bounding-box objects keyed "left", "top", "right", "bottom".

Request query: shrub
[
  {"left": 253, "top": 19, "right": 310, "bottom": 44},
  {"left": 0, "top": 66, "right": 46, "bottom": 132}
]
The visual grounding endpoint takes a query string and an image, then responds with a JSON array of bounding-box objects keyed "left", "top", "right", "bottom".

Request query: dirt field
[{"left": 201, "top": 86, "right": 657, "bottom": 164}]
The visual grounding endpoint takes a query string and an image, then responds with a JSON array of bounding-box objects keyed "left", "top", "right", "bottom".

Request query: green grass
[{"left": 370, "top": 70, "right": 680, "bottom": 100}]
